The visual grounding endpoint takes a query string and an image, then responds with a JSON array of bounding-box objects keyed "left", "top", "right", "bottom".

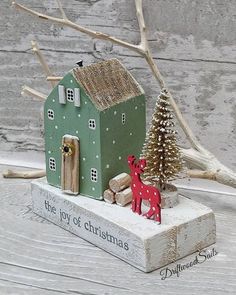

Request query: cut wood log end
[
  {"left": 109, "top": 173, "right": 131, "bottom": 193},
  {"left": 103, "top": 189, "right": 116, "bottom": 204},
  {"left": 115, "top": 187, "right": 132, "bottom": 207}
]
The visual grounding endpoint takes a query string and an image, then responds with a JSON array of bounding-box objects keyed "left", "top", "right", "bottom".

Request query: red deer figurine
[{"left": 127, "top": 155, "right": 161, "bottom": 223}]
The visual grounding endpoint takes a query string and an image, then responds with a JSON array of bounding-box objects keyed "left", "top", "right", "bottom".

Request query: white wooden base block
[{"left": 31, "top": 179, "right": 216, "bottom": 272}]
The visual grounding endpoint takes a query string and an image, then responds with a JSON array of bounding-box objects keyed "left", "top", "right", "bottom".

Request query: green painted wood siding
[
  {"left": 44, "top": 72, "right": 102, "bottom": 200},
  {"left": 44, "top": 72, "right": 146, "bottom": 200},
  {"left": 100, "top": 95, "right": 146, "bottom": 193}
]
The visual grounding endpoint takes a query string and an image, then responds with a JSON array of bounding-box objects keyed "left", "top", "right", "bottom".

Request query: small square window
[
  {"left": 91, "top": 168, "right": 97, "bottom": 182},
  {"left": 122, "top": 113, "right": 126, "bottom": 125},
  {"left": 88, "top": 119, "right": 96, "bottom": 130},
  {"left": 66, "top": 88, "right": 74, "bottom": 102},
  {"left": 49, "top": 157, "right": 56, "bottom": 171},
  {"left": 47, "top": 109, "right": 54, "bottom": 120}
]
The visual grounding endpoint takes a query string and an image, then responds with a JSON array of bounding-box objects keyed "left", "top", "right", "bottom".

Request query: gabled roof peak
[{"left": 73, "top": 58, "right": 144, "bottom": 111}]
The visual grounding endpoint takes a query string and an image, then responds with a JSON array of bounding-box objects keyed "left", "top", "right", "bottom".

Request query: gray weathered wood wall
[{"left": 0, "top": 0, "right": 235, "bottom": 169}]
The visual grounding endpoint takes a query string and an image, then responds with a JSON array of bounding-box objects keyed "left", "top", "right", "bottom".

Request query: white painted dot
[
  {"left": 83, "top": 157, "right": 86, "bottom": 161},
  {"left": 78, "top": 114, "right": 81, "bottom": 117},
  {"left": 147, "top": 190, "right": 149, "bottom": 193},
  {"left": 76, "top": 130, "right": 79, "bottom": 134},
  {"left": 85, "top": 101, "right": 87, "bottom": 104},
  {"left": 96, "top": 155, "right": 99, "bottom": 159},
  {"left": 149, "top": 198, "right": 151, "bottom": 201},
  {"left": 106, "top": 164, "right": 110, "bottom": 168},
  {"left": 135, "top": 106, "right": 138, "bottom": 110},
  {"left": 135, "top": 172, "right": 137, "bottom": 176},
  {"left": 49, "top": 136, "right": 53, "bottom": 139},
  {"left": 114, "top": 111, "right": 117, "bottom": 115},
  {"left": 48, "top": 151, "right": 51, "bottom": 154},
  {"left": 52, "top": 99, "right": 55, "bottom": 102},
  {"left": 59, "top": 175, "right": 60, "bottom": 179},
  {"left": 92, "top": 187, "right": 95, "bottom": 191},
  {"left": 63, "top": 116, "right": 66, "bottom": 119},
  {"left": 154, "top": 192, "right": 157, "bottom": 195},
  {"left": 93, "top": 141, "right": 95, "bottom": 144},
  {"left": 130, "top": 132, "right": 133, "bottom": 136},
  {"left": 152, "top": 207, "right": 155, "bottom": 211},
  {"left": 112, "top": 140, "right": 116, "bottom": 144},
  {"left": 70, "top": 79, "right": 73, "bottom": 83},
  {"left": 82, "top": 176, "right": 84, "bottom": 180},
  {"left": 133, "top": 184, "right": 136, "bottom": 187},
  {"left": 55, "top": 125, "right": 58, "bottom": 129},
  {"left": 139, "top": 192, "right": 142, "bottom": 195},
  {"left": 106, "top": 128, "right": 109, "bottom": 131},
  {"left": 118, "top": 156, "right": 121, "bottom": 160}
]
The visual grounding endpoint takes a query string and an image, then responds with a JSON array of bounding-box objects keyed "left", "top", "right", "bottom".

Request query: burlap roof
[{"left": 73, "top": 59, "right": 144, "bottom": 111}]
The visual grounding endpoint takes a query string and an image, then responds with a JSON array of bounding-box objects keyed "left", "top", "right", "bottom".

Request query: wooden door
[{"left": 61, "top": 135, "right": 80, "bottom": 194}]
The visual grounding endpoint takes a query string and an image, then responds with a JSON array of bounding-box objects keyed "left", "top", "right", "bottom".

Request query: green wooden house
[{"left": 44, "top": 58, "right": 146, "bottom": 200}]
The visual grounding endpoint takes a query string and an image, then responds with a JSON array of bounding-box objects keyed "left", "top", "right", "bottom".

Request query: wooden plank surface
[
  {"left": 0, "top": 0, "right": 236, "bottom": 173},
  {"left": 0, "top": 165, "right": 235, "bottom": 294},
  {"left": 31, "top": 178, "right": 216, "bottom": 272}
]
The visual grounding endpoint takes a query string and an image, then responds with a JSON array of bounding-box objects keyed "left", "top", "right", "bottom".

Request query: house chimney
[{"left": 76, "top": 60, "right": 83, "bottom": 67}]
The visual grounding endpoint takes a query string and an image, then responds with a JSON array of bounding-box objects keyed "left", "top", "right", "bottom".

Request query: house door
[{"left": 61, "top": 135, "right": 80, "bottom": 195}]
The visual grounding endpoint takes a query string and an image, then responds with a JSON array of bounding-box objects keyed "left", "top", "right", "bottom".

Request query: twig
[
  {"left": 135, "top": 0, "right": 165, "bottom": 88},
  {"left": 187, "top": 170, "right": 217, "bottom": 181},
  {"left": 181, "top": 148, "right": 236, "bottom": 188},
  {"left": 56, "top": 0, "right": 68, "bottom": 20},
  {"left": 3, "top": 169, "right": 46, "bottom": 179},
  {"left": 47, "top": 76, "right": 63, "bottom": 81},
  {"left": 21, "top": 85, "right": 47, "bottom": 100},
  {"left": 134, "top": 0, "right": 203, "bottom": 152},
  {"left": 12, "top": 2, "right": 143, "bottom": 55},
  {"left": 31, "top": 40, "right": 56, "bottom": 88}
]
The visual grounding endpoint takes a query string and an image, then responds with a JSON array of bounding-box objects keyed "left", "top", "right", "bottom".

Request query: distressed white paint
[{"left": 31, "top": 178, "right": 216, "bottom": 272}]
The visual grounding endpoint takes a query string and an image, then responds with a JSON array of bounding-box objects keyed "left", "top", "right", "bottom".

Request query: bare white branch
[
  {"left": 56, "top": 0, "right": 68, "bottom": 20},
  {"left": 47, "top": 76, "right": 63, "bottom": 82},
  {"left": 21, "top": 85, "right": 47, "bottom": 100},
  {"left": 187, "top": 169, "right": 217, "bottom": 181},
  {"left": 3, "top": 169, "right": 46, "bottom": 179},
  {"left": 181, "top": 148, "right": 236, "bottom": 188},
  {"left": 31, "top": 40, "right": 56, "bottom": 88},
  {"left": 12, "top": 2, "right": 143, "bottom": 54}
]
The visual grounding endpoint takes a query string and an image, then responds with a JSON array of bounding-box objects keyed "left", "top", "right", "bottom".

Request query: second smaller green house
[{"left": 44, "top": 58, "right": 146, "bottom": 200}]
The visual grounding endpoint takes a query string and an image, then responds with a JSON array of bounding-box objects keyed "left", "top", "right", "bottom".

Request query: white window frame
[
  {"left": 47, "top": 109, "right": 54, "bottom": 120},
  {"left": 88, "top": 119, "right": 96, "bottom": 130},
  {"left": 122, "top": 113, "right": 126, "bottom": 125},
  {"left": 66, "top": 88, "right": 74, "bottom": 102},
  {"left": 49, "top": 157, "right": 56, "bottom": 171},
  {"left": 90, "top": 168, "right": 98, "bottom": 182}
]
